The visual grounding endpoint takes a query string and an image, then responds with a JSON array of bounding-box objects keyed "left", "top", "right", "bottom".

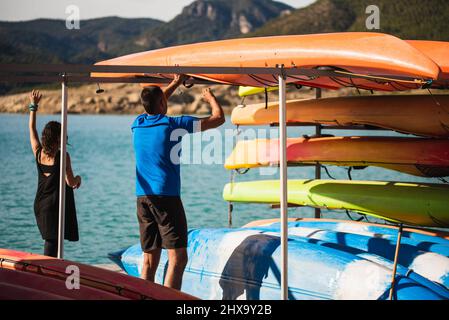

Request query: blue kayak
[
  {"left": 243, "top": 221, "right": 449, "bottom": 290},
  {"left": 255, "top": 220, "right": 449, "bottom": 248},
  {"left": 109, "top": 226, "right": 449, "bottom": 300}
]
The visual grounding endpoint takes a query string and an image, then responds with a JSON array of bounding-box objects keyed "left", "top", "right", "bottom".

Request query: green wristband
[{"left": 29, "top": 103, "right": 38, "bottom": 112}]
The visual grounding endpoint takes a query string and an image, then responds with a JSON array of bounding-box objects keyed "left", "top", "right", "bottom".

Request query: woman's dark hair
[
  {"left": 41, "top": 121, "right": 61, "bottom": 156},
  {"left": 141, "top": 86, "right": 163, "bottom": 114}
]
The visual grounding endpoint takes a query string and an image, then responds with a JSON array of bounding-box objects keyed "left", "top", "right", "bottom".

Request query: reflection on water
[{"left": 0, "top": 114, "right": 442, "bottom": 264}]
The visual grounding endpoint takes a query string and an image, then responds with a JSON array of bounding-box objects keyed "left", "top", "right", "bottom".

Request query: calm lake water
[{"left": 0, "top": 114, "right": 442, "bottom": 265}]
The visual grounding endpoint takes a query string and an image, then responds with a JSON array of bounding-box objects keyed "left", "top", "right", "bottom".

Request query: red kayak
[
  {"left": 0, "top": 249, "right": 198, "bottom": 300},
  {"left": 0, "top": 268, "right": 127, "bottom": 300}
]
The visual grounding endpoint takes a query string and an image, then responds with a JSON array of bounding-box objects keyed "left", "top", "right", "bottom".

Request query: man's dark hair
[{"left": 141, "top": 86, "right": 164, "bottom": 114}]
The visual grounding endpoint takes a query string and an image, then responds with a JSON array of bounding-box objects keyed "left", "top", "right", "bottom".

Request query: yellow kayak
[
  {"left": 223, "top": 180, "right": 449, "bottom": 227},
  {"left": 238, "top": 86, "right": 278, "bottom": 97}
]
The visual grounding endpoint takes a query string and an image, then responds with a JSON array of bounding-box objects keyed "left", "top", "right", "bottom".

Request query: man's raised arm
[
  {"left": 199, "top": 88, "right": 225, "bottom": 132},
  {"left": 164, "top": 74, "right": 190, "bottom": 100}
]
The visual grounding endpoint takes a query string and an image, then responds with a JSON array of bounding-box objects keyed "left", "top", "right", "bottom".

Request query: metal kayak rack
[{"left": 0, "top": 62, "right": 428, "bottom": 301}]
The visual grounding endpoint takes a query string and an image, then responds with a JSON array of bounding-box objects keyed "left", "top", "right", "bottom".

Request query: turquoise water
[{"left": 0, "top": 114, "right": 443, "bottom": 265}]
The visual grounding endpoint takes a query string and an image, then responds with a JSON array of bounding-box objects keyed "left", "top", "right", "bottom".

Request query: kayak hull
[
  {"left": 244, "top": 218, "right": 449, "bottom": 241},
  {"left": 242, "top": 220, "right": 449, "bottom": 290},
  {"left": 93, "top": 33, "right": 439, "bottom": 91},
  {"left": 239, "top": 86, "right": 278, "bottom": 97},
  {"left": 223, "top": 180, "right": 449, "bottom": 227},
  {"left": 230, "top": 95, "right": 449, "bottom": 138},
  {"left": 0, "top": 249, "right": 197, "bottom": 300},
  {"left": 110, "top": 226, "right": 449, "bottom": 300},
  {"left": 224, "top": 136, "right": 449, "bottom": 177},
  {"left": 0, "top": 268, "right": 126, "bottom": 300},
  {"left": 407, "top": 40, "right": 449, "bottom": 88}
]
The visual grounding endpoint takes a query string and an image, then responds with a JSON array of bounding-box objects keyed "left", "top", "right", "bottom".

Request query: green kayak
[{"left": 223, "top": 180, "right": 449, "bottom": 228}]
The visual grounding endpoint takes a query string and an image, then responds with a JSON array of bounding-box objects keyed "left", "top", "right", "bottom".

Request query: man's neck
[{"left": 145, "top": 111, "right": 166, "bottom": 117}]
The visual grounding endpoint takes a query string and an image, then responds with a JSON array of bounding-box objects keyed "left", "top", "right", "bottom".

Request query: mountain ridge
[
  {"left": 249, "top": 0, "right": 449, "bottom": 40},
  {"left": 1, "top": 0, "right": 448, "bottom": 95},
  {"left": 144, "top": 0, "right": 292, "bottom": 48},
  {"left": 2, "top": 0, "right": 448, "bottom": 66}
]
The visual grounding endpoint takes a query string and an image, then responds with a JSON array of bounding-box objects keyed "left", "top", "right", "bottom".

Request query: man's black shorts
[{"left": 136, "top": 196, "right": 188, "bottom": 252}]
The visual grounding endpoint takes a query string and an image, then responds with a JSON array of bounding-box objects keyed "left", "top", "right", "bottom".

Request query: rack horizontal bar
[
  {"left": 0, "top": 75, "right": 217, "bottom": 85},
  {"left": 269, "top": 123, "right": 390, "bottom": 131},
  {"left": 271, "top": 204, "right": 304, "bottom": 209},
  {"left": 0, "top": 63, "right": 424, "bottom": 82}
]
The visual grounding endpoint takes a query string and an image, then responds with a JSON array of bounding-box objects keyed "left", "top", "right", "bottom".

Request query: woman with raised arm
[{"left": 28, "top": 90, "right": 81, "bottom": 257}]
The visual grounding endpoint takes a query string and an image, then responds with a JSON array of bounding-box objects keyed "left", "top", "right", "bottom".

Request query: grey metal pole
[
  {"left": 389, "top": 224, "right": 404, "bottom": 300},
  {"left": 228, "top": 202, "right": 233, "bottom": 228},
  {"left": 278, "top": 69, "right": 288, "bottom": 300},
  {"left": 57, "top": 75, "right": 68, "bottom": 259},
  {"left": 315, "top": 88, "right": 322, "bottom": 219}
]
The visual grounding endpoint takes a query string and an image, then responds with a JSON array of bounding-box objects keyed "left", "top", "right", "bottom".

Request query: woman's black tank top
[{"left": 34, "top": 147, "right": 79, "bottom": 241}]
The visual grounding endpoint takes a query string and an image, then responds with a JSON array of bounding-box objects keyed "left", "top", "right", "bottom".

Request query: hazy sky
[{"left": 0, "top": 0, "right": 316, "bottom": 22}]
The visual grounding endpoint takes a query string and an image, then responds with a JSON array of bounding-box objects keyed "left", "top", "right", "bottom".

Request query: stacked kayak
[
  {"left": 94, "top": 33, "right": 449, "bottom": 300},
  {"left": 109, "top": 220, "right": 449, "bottom": 300},
  {"left": 244, "top": 219, "right": 449, "bottom": 290},
  {"left": 239, "top": 86, "right": 279, "bottom": 97},
  {"left": 231, "top": 95, "right": 449, "bottom": 138},
  {"left": 244, "top": 218, "right": 449, "bottom": 242},
  {"left": 225, "top": 136, "right": 449, "bottom": 177},
  {"left": 227, "top": 94, "right": 449, "bottom": 178},
  {"left": 216, "top": 37, "right": 449, "bottom": 301},
  {"left": 224, "top": 41, "right": 449, "bottom": 223},
  {"left": 233, "top": 41, "right": 449, "bottom": 91},
  {"left": 0, "top": 249, "right": 197, "bottom": 300},
  {"left": 407, "top": 40, "right": 449, "bottom": 89},
  {"left": 92, "top": 32, "right": 445, "bottom": 91},
  {"left": 223, "top": 180, "right": 449, "bottom": 227}
]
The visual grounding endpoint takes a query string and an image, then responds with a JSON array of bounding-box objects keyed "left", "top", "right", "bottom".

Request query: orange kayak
[
  {"left": 225, "top": 136, "right": 449, "bottom": 177},
  {"left": 0, "top": 249, "right": 197, "bottom": 300},
  {"left": 231, "top": 95, "right": 449, "bottom": 138},
  {"left": 291, "top": 40, "right": 449, "bottom": 91},
  {"left": 407, "top": 40, "right": 449, "bottom": 88},
  {"left": 93, "top": 33, "right": 439, "bottom": 91}
]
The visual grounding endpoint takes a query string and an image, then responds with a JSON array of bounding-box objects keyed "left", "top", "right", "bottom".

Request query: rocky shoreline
[
  {"left": 0, "top": 83, "right": 333, "bottom": 115},
  {"left": 0, "top": 83, "right": 441, "bottom": 115}
]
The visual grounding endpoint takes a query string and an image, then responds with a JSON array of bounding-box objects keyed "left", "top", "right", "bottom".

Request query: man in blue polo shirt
[{"left": 132, "top": 75, "right": 225, "bottom": 290}]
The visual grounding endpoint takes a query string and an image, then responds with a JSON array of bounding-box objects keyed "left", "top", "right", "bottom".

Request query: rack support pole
[
  {"left": 279, "top": 70, "right": 288, "bottom": 300},
  {"left": 389, "top": 224, "right": 404, "bottom": 300},
  {"left": 228, "top": 202, "right": 233, "bottom": 228},
  {"left": 57, "top": 75, "right": 68, "bottom": 259},
  {"left": 315, "top": 88, "right": 322, "bottom": 219}
]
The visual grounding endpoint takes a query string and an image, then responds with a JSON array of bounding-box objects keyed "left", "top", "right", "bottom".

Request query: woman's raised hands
[{"left": 30, "top": 90, "right": 43, "bottom": 106}]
